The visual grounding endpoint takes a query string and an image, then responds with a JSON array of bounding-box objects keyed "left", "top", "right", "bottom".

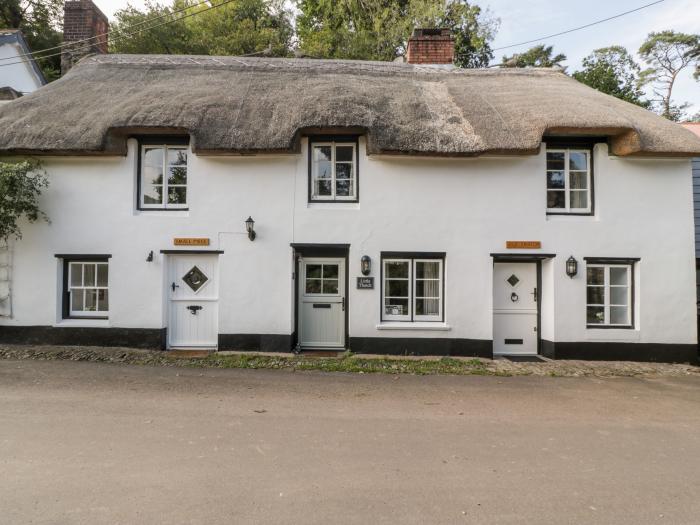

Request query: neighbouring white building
[
  {"left": 1, "top": 27, "right": 700, "bottom": 363},
  {"left": 0, "top": 29, "right": 46, "bottom": 101}
]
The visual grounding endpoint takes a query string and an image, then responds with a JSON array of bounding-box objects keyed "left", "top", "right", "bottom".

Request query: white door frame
[
  {"left": 297, "top": 256, "right": 347, "bottom": 350},
  {"left": 492, "top": 260, "right": 540, "bottom": 356},
  {"left": 166, "top": 253, "right": 220, "bottom": 350}
]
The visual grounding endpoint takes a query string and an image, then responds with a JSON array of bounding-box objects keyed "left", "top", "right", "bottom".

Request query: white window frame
[
  {"left": 546, "top": 148, "right": 591, "bottom": 214},
  {"left": 67, "top": 261, "right": 109, "bottom": 318},
  {"left": 303, "top": 261, "right": 341, "bottom": 297},
  {"left": 382, "top": 257, "right": 444, "bottom": 322},
  {"left": 139, "top": 144, "right": 189, "bottom": 210},
  {"left": 586, "top": 264, "right": 632, "bottom": 327},
  {"left": 310, "top": 141, "right": 357, "bottom": 202}
]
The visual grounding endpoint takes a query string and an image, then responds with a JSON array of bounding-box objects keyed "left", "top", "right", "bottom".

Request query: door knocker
[{"left": 510, "top": 292, "right": 519, "bottom": 303}]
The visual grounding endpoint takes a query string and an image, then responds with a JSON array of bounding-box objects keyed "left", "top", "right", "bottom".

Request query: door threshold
[
  {"left": 300, "top": 349, "right": 346, "bottom": 357},
  {"left": 496, "top": 354, "right": 548, "bottom": 363}
]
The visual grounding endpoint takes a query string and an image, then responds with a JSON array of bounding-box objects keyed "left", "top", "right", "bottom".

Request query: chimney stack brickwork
[
  {"left": 406, "top": 28, "right": 454, "bottom": 65},
  {"left": 61, "top": 0, "right": 109, "bottom": 75}
]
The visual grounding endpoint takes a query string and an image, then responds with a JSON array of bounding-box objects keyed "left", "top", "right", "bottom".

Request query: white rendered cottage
[{"left": 1, "top": 31, "right": 700, "bottom": 362}]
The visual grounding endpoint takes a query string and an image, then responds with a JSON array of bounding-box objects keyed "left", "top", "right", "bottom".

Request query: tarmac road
[{"left": 1, "top": 359, "right": 699, "bottom": 524}]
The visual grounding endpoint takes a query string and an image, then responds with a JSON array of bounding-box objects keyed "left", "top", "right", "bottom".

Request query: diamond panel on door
[{"left": 182, "top": 265, "right": 208, "bottom": 292}]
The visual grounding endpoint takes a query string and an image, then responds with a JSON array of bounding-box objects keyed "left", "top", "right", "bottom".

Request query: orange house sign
[{"left": 506, "top": 241, "right": 541, "bottom": 250}]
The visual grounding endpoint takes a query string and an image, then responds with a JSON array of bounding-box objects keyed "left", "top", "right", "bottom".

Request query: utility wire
[
  {"left": 491, "top": 0, "right": 666, "bottom": 52},
  {"left": 0, "top": 0, "right": 238, "bottom": 68}
]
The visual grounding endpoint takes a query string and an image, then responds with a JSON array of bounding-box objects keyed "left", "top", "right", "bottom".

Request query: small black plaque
[{"left": 356, "top": 277, "right": 374, "bottom": 289}]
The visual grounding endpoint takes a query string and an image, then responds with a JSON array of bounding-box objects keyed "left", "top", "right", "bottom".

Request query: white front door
[
  {"left": 167, "top": 254, "right": 219, "bottom": 349},
  {"left": 493, "top": 262, "right": 538, "bottom": 355},
  {"left": 298, "top": 257, "right": 345, "bottom": 349}
]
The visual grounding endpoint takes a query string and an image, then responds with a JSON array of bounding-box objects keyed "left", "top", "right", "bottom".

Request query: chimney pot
[{"left": 407, "top": 28, "right": 454, "bottom": 65}]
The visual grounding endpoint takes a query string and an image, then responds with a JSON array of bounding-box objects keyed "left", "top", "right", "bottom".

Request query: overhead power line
[
  {"left": 492, "top": 0, "right": 666, "bottom": 52},
  {"left": 0, "top": 0, "right": 238, "bottom": 68}
]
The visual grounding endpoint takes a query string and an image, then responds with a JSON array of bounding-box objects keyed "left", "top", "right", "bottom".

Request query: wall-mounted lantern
[
  {"left": 361, "top": 255, "right": 371, "bottom": 276},
  {"left": 245, "top": 216, "right": 256, "bottom": 241},
  {"left": 146, "top": 250, "right": 154, "bottom": 262},
  {"left": 566, "top": 256, "right": 578, "bottom": 278}
]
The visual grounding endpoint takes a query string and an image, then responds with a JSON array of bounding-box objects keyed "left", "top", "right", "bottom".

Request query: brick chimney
[
  {"left": 61, "top": 0, "right": 109, "bottom": 75},
  {"left": 406, "top": 28, "right": 454, "bottom": 65}
]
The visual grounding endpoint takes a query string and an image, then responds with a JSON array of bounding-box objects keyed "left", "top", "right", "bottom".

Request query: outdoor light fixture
[
  {"left": 566, "top": 256, "right": 578, "bottom": 278},
  {"left": 245, "top": 216, "right": 256, "bottom": 241},
  {"left": 361, "top": 255, "right": 371, "bottom": 276},
  {"left": 146, "top": 250, "right": 154, "bottom": 262}
]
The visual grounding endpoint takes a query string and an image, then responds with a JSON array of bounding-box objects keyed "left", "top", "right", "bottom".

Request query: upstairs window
[
  {"left": 382, "top": 253, "right": 444, "bottom": 322},
  {"left": 138, "top": 141, "right": 188, "bottom": 209},
  {"left": 309, "top": 139, "right": 358, "bottom": 202},
  {"left": 546, "top": 148, "right": 592, "bottom": 214}
]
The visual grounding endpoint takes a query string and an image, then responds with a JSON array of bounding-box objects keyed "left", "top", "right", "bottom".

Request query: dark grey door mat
[{"left": 502, "top": 355, "right": 547, "bottom": 363}]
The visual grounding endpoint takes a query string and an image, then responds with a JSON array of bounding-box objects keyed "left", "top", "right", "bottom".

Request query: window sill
[
  {"left": 54, "top": 319, "right": 110, "bottom": 328},
  {"left": 376, "top": 322, "right": 451, "bottom": 331},
  {"left": 306, "top": 202, "right": 360, "bottom": 210},
  {"left": 134, "top": 209, "right": 189, "bottom": 217}
]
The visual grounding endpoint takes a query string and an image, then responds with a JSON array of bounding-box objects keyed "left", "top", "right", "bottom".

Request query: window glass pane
[
  {"left": 143, "top": 165, "right": 163, "bottom": 186},
  {"left": 168, "top": 166, "right": 187, "bottom": 185},
  {"left": 569, "top": 151, "right": 588, "bottom": 171},
  {"left": 84, "top": 264, "right": 96, "bottom": 287},
  {"left": 316, "top": 180, "right": 332, "bottom": 197},
  {"left": 610, "top": 306, "right": 629, "bottom": 325},
  {"left": 315, "top": 160, "right": 332, "bottom": 179},
  {"left": 570, "top": 190, "right": 588, "bottom": 209},
  {"left": 336, "top": 179, "right": 351, "bottom": 197},
  {"left": 96, "top": 264, "right": 108, "bottom": 287},
  {"left": 587, "top": 286, "right": 604, "bottom": 305},
  {"left": 70, "top": 264, "right": 82, "bottom": 287},
  {"left": 322, "top": 279, "right": 338, "bottom": 294},
  {"left": 336, "top": 163, "right": 353, "bottom": 179},
  {"left": 416, "top": 298, "right": 439, "bottom": 316},
  {"left": 322, "top": 264, "right": 338, "bottom": 279},
  {"left": 85, "top": 289, "right": 98, "bottom": 311},
  {"left": 306, "top": 265, "right": 322, "bottom": 279},
  {"left": 168, "top": 187, "right": 187, "bottom": 204},
  {"left": 142, "top": 184, "right": 163, "bottom": 205},
  {"left": 547, "top": 171, "right": 565, "bottom": 189},
  {"left": 167, "top": 148, "right": 187, "bottom": 166},
  {"left": 547, "top": 191, "right": 565, "bottom": 208},
  {"left": 71, "top": 290, "right": 84, "bottom": 312},
  {"left": 386, "top": 261, "right": 409, "bottom": 278},
  {"left": 98, "top": 289, "right": 109, "bottom": 311},
  {"left": 415, "top": 261, "right": 439, "bottom": 279},
  {"left": 305, "top": 279, "right": 322, "bottom": 294},
  {"left": 587, "top": 267, "right": 604, "bottom": 285},
  {"left": 569, "top": 171, "right": 587, "bottom": 189},
  {"left": 385, "top": 298, "right": 408, "bottom": 316},
  {"left": 610, "top": 267, "right": 628, "bottom": 286},
  {"left": 144, "top": 148, "right": 163, "bottom": 167},
  {"left": 314, "top": 146, "right": 332, "bottom": 162},
  {"left": 587, "top": 306, "right": 604, "bottom": 324},
  {"left": 387, "top": 280, "right": 409, "bottom": 297},
  {"left": 546, "top": 152, "right": 565, "bottom": 170},
  {"left": 416, "top": 279, "right": 440, "bottom": 297},
  {"left": 335, "top": 146, "right": 353, "bottom": 162},
  {"left": 610, "top": 286, "right": 628, "bottom": 305}
]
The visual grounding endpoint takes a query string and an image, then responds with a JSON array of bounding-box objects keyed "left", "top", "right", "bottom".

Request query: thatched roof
[{"left": 0, "top": 54, "right": 699, "bottom": 157}]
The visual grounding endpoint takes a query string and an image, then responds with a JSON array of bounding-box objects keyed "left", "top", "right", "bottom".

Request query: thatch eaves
[{"left": 0, "top": 54, "right": 698, "bottom": 157}]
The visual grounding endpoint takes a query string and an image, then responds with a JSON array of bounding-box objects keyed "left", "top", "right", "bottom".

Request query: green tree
[
  {"left": 110, "top": 0, "right": 294, "bottom": 57},
  {"left": 572, "top": 46, "right": 649, "bottom": 108},
  {"left": 501, "top": 44, "right": 566, "bottom": 68},
  {"left": 0, "top": 160, "right": 49, "bottom": 242},
  {"left": 0, "top": 0, "right": 63, "bottom": 81},
  {"left": 638, "top": 30, "right": 700, "bottom": 121},
  {"left": 294, "top": 0, "right": 498, "bottom": 66}
]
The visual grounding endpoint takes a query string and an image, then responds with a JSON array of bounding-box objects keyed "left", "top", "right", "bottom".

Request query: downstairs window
[{"left": 382, "top": 253, "right": 444, "bottom": 322}]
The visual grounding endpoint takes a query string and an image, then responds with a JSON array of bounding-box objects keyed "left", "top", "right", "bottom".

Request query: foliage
[
  {"left": 501, "top": 44, "right": 566, "bottom": 69},
  {"left": 0, "top": 160, "right": 49, "bottom": 241},
  {"left": 110, "top": 0, "right": 294, "bottom": 57},
  {"left": 294, "top": 0, "right": 498, "bottom": 67},
  {"left": 572, "top": 46, "right": 649, "bottom": 108},
  {"left": 638, "top": 30, "right": 700, "bottom": 121},
  {"left": 0, "top": 0, "right": 63, "bottom": 81}
]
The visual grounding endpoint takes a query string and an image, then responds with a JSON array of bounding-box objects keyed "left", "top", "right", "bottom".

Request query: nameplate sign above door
[
  {"left": 356, "top": 277, "right": 374, "bottom": 289},
  {"left": 506, "top": 241, "right": 541, "bottom": 250},
  {"left": 174, "top": 238, "right": 210, "bottom": 246}
]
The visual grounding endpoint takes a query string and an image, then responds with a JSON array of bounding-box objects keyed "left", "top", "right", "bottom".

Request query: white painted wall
[
  {"left": 0, "top": 41, "right": 43, "bottom": 94},
  {"left": 1, "top": 138, "right": 696, "bottom": 348}
]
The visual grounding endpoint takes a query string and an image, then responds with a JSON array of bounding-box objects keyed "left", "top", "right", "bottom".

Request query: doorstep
[{"left": 167, "top": 349, "right": 215, "bottom": 359}]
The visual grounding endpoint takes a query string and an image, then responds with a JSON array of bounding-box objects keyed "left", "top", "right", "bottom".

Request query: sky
[{"left": 97, "top": 0, "right": 700, "bottom": 114}]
